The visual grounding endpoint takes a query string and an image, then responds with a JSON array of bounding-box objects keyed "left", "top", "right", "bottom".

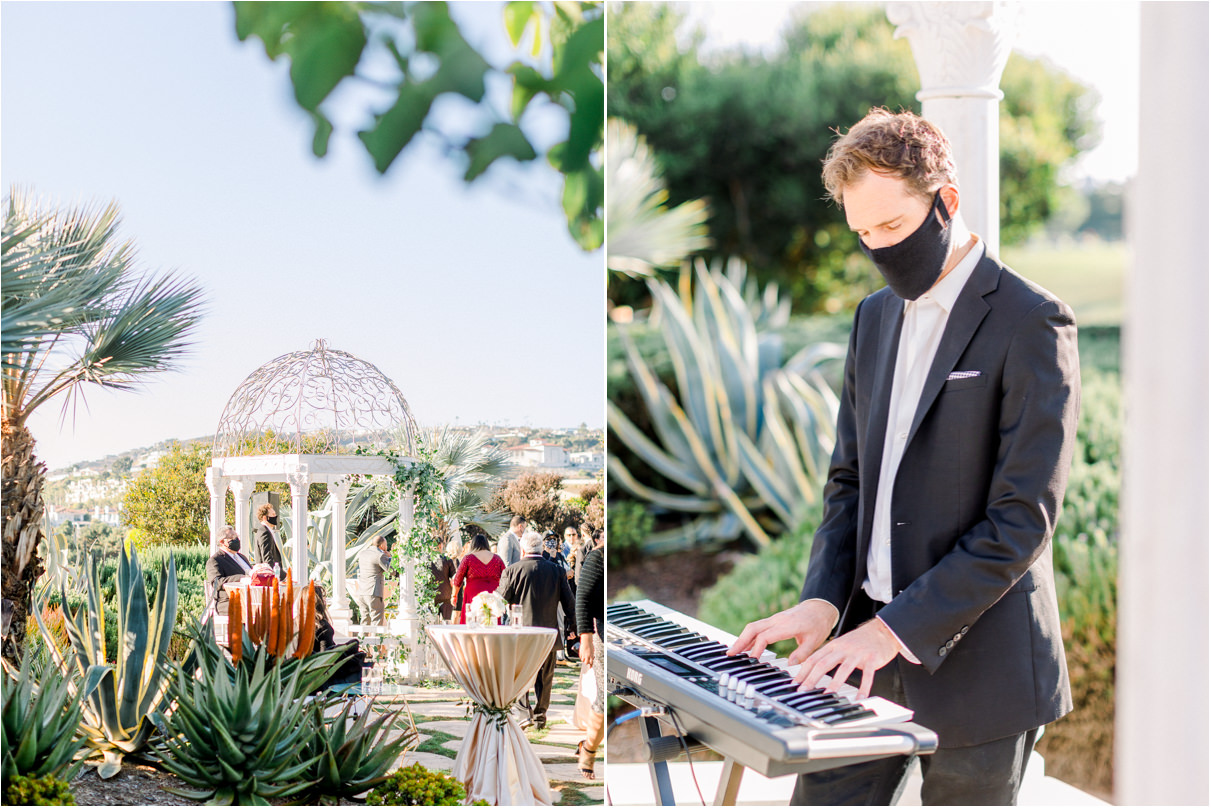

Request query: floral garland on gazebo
[{"left": 381, "top": 443, "right": 443, "bottom": 631}]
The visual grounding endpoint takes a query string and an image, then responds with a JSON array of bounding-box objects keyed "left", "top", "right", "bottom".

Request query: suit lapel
[{"left": 905, "top": 256, "right": 1000, "bottom": 447}]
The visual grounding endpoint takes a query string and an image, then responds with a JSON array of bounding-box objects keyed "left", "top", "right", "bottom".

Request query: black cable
[{"left": 666, "top": 706, "right": 707, "bottom": 806}]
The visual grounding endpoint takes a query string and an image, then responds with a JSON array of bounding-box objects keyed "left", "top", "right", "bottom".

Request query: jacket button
[
  {"left": 938, "top": 647, "right": 947, "bottom": 656},
  {"left": 953, "top": 633, "right": 962, "bottom": 642},
  {"left": 961, "top": 626, "right": 969, "bottom": 635},
  {"left": 945, "top": 639, "right": 955, "bottom": 649}
]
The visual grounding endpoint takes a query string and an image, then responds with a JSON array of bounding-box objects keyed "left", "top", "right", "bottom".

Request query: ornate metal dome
[{"left": 212, "top": 339, "right": 418, "bottom": 458}]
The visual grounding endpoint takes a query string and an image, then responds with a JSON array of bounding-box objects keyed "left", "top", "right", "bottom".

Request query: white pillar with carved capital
[
  {"left": 286, "top": 467, "right": 311, "bottom": 579},
  {"left": 327, "top": 476, "right": 353, "bottom": 625},
  {"left": 393, "top": 486, "right": 421, "bottom": 680},
  {"left": 204, "top": 466, "right": 228, "bottom": 556},
  {"left": 887, "top": 2, "right": 1018, "bottom": 255},
  {"left": 228, "top": 479, "right": 254, "bottom": 552}
]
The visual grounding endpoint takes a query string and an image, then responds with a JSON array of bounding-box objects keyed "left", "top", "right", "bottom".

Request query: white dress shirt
[{"left": 865, "top": 238, "right": 984, "bottom": 605}]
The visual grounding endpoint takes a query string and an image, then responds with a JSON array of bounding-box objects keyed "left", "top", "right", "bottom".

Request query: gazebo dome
[{"left": 212, "top": 339, "right": 418, "bottom": 458}]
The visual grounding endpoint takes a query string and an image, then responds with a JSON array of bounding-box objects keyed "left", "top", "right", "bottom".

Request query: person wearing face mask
[
  {"left": 207, "top": 526, "right": 253, "bottom": 616},
  {"left": 254, "top": 502, "right": 284, "bottom": 572},
  {"left": 729, "top": 109, "right": 1080, "bottom": 806}
]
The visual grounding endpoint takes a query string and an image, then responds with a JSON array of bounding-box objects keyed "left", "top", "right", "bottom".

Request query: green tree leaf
[{"left": 464, "top": 123, "right": 538, "bottom": 181}]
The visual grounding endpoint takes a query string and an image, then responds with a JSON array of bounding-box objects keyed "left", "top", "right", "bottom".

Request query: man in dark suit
[
  {"left": 498, "top": 531, "right": 576, "bottom": 730},
  {"left": 730, "top": 109, "right": 1079, "bottom": 805},
  {"left": 430, "top": 535, "right": 458, "bottom": 621},
  {"left": 207, "top": 526, "right": 253, "bottom": 616},
  {"left": 254, "top": 502, "right": 283, "bottom": 571}
]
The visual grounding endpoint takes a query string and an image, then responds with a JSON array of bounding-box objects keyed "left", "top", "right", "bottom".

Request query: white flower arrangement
[{"left": 468, "top": 591, "right": 508, "bottom": 626}]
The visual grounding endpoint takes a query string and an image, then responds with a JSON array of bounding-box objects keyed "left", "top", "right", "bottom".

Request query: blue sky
[{"left": 2, "top": 1, "right": 605, "bottom": 470}]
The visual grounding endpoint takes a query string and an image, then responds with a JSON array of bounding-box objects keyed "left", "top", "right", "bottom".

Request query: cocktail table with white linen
[{"left": 425, "top": 624, "right": 558, "bottom": 806}]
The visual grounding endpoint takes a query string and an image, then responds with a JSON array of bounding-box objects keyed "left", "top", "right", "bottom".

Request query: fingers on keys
[{"left": 728, "top": 620, "right": 771, "bottom": 658}]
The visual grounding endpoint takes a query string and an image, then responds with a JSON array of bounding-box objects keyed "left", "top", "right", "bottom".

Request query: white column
[
  {"left": 204, "top": 466, "right": 228, "bottom": 556},
  {"left": 1118, "top": 4, "right": 1208, "bottom": 805},
  {"left": 327, "top": 476, "right": 352, "bottom": 624},
  {"left": 887, "top": 2, "right": 1018, "bottom": 255},
  {"left": 393, "top": 486, "right": 421, "bottom": 681},
  {"left": 286, "top": 468, "right": 311, "bottom": 579},
  {"left": 229, "top": 480, "right": 254, "bottom": 550}
]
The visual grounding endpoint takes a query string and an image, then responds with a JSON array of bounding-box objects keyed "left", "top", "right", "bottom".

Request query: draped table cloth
[{"left": 426, "top": 625, "right": 557, "bottom": 806}]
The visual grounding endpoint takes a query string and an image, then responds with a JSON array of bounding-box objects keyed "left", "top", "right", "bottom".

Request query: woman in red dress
[{"left": 451, "top": 532, "right": 506, "bottom": 624}]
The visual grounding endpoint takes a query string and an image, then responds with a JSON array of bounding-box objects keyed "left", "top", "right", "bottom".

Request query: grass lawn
[{"left": 1001, "top": 241, "right": 1126, "bottom": 327}]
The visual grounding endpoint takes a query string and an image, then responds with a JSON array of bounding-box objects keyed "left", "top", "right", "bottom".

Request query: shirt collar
[{"left": 910, "top": 236, "right": 984, "bottom": 314}]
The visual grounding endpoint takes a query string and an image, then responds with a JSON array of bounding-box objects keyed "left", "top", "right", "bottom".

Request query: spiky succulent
[
  {"left": 297, "top": 698, "right": 419, "bottom": 804},
  {"left": 154, "top": 637, "right": 332, "bottom": 806}
]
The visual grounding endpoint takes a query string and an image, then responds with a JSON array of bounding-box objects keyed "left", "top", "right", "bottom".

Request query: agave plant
[
  {"left": 33, "top": 544, "right": 178, "bottom": 777},
  {"left": 297, "top": 698, "right": 419, "bottom": 805},
  {"left": 1, "top": 649, "right": 105, "bottom": 781},
  {"left": 608, "top": 258, "right": 843, "bottom": 548},
  {"left": 155, "top": 634, "right": 333, "bottom": 806}
]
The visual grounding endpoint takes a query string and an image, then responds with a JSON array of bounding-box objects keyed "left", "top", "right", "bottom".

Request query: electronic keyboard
[{"left": 606, "top": 599, "right": 938, "bottom": 784}]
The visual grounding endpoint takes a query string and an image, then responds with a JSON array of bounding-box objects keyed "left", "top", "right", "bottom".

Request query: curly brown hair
[{"left": 821, "top": 108, "right": 957, "bottom": 206}]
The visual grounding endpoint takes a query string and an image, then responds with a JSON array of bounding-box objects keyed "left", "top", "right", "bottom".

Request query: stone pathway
[{"left": 367, "top": 659, "right": 604, "bottom": 806}]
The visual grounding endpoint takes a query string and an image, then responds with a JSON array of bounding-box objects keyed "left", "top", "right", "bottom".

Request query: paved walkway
[
  {"left": 369, "top": 659, "right": 604, "bottom": 806},
  {"left": 605, "top": 753, "right": 1107, "bottom": 806}
]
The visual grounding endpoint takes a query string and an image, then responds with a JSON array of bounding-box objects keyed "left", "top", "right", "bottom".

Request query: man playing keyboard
[{"left": 730, "top": 109, "right": 1080, "bottom": 806}]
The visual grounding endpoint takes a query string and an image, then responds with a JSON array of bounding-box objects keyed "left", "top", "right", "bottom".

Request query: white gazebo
[{"left": 205, "top": 339, "right": 423, "bottom": 648}]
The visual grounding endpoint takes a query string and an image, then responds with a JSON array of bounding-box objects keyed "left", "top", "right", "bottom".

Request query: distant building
[
  {"left": 502, "top": 440, "right": 569, "bottom": 468},
  {"left": 569, "top": 451, "right": 604, "bottom": 470}
]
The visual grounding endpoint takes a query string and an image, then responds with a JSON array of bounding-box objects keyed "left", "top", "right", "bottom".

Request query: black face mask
[
  {"left": 228, "top": 538, "right": 241, "bottom": 552},
  {"left": 859, "top": 191, "right": 954, "bottom": 301},
  {"left": 267, "top": 515, "right": 278, "bottom": 526}
]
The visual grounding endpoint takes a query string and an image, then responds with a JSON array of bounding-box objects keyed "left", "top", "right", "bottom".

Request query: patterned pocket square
[{"left": 947, "top": 370, "right": 982, "bottom": 380}]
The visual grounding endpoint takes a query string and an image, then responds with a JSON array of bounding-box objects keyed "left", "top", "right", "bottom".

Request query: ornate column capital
[
  {"left": 327, "top": 476, "right": 352, "bottom": 504},
  {"left": 228, "top": 478, "right": 254, "bottom": 498},
  {"left": 204, "top": 466, "right": 228, "bottom": 497},
  {"left": 286, "top": 467, "right": 311, "bottom": 497},
  {"left": 887, "top": 2, "right": 1019, "bottom": 101}
]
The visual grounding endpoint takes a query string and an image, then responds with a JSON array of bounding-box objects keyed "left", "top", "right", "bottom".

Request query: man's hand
[
  {"left": 728, "top": 600, "right": 837, "bottom": 662},
  {"left": 794, "top": 618, "right": 900, "bottom": 700},
  {"left": 579, "top": 633, "right": 595, "bottom": 668}
]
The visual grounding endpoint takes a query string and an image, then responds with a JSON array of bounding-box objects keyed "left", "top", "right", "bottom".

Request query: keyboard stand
[
  {"left": 714, "top": 758, "right": 745, "bottom": 805},
  {"left": 641, "top": 714, "right": 678, "bottom": 805}
]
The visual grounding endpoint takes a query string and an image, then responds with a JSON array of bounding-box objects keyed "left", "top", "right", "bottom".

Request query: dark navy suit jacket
[{"left": 801, "top": 252, "right": 1080, "bottom": 748}]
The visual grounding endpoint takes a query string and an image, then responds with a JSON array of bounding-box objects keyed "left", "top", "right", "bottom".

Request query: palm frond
[
  {"left": 1, "top": 186, "right": 207, "bottom": 425},
  {"left": 606, "top": 119, "right": 712, "bottom": 277}
]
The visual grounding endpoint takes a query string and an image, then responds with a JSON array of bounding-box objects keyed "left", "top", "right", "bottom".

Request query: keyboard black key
[
  {"left": 677, "top": 642, "right": 730, "bottom": 660},
  {"left": 663, "top": 633, "right": 708, "bottom": 649},
  {"left": 701, "top": 657, "right": 761, "bottom": 673},
  {"left": 823, "top": 709, "right": 876, "bottom": 725}
]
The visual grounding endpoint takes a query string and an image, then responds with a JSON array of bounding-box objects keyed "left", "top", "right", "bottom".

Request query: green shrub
[
  {"left": 697, "top": 505, "right": 821, "bottom": 657},
  {"left": 606, "top": 500, "right": 654, "bottom": 568},
  {"left": 367, "top": 763, "right": 486, "bottom": 806},
  {"left": 4, "top": 773, "right": 75, "bottom": 806}
]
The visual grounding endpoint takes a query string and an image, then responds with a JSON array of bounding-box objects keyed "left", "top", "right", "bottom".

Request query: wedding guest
[
  {"left": 206, "top": 526, "right": 252, "bottom": 616},
  {"left": 254, "top": 502, "right": 284, "bottom": 571},
  {"left": 497, "top": 515, "right": 526, "bottom": 566},
  {"left": 497, "top": 531, "right": 576, "bottom": 730},
  {"left": 430, "top": 536, "right": 458, "bottom": 621},
  {"left": 451, "top": 533, "right": 505, "bottom": 625},
  {"left": 356, "top": 535, "right": 392, "bottom": 626},
  {"left": 575, "top": 540, "right": 605, "bottom": 779}
]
